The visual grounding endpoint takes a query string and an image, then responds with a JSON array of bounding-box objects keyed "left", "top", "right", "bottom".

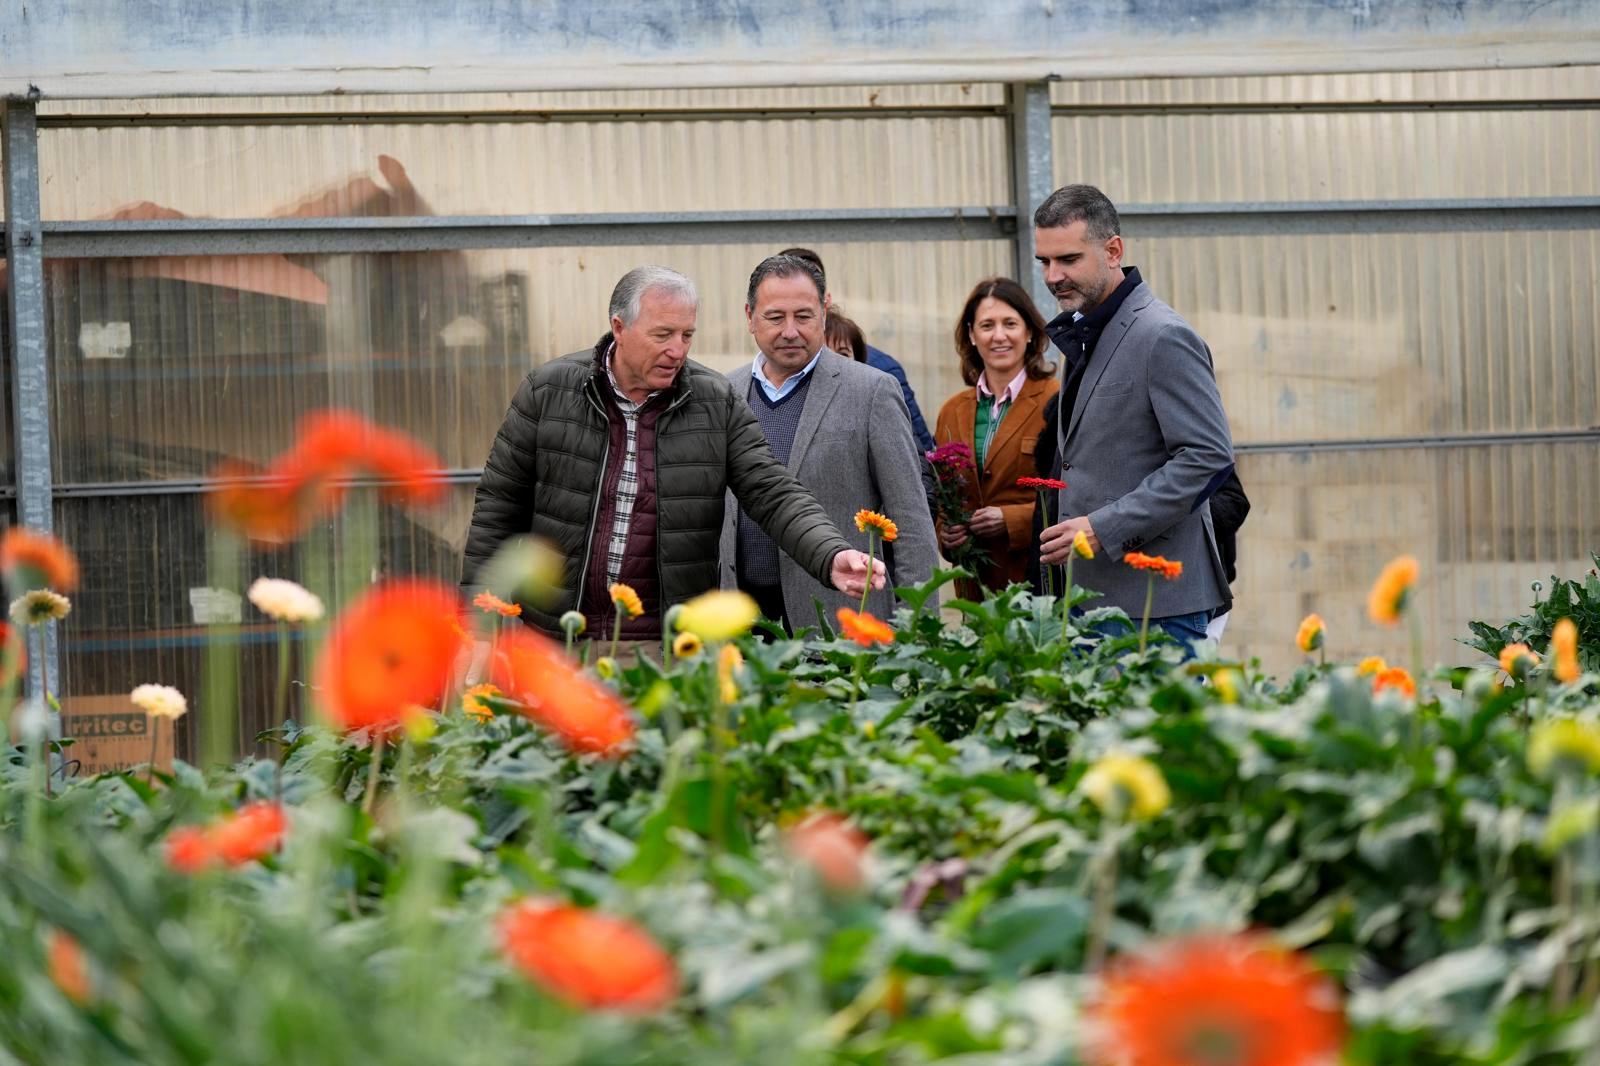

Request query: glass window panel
[
  {"left": 44, "top": 240, "right": 1013, "bottom": 484},
  {"left": 39, "top": 113, "right": 1008, "bottom": 220},
  {"left": 1052, "top": 105, "right": 1600, "bottom": 202},
  {"left": 1051, "top": 66, "right": 1600, "bottom": 107},
  {"left": 1114, "top": 228, "right": 1600, "bottom": 443},
  {"left": 1228, "top": 441, "right": 1600, "bottom": 676},
  {"left": 52, "top": 483, "right": 476, "bottom": 764}
]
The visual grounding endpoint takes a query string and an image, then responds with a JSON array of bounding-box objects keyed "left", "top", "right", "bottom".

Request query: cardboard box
[{"left": 58, "top": 693, "right": 176, "bottom": 777}]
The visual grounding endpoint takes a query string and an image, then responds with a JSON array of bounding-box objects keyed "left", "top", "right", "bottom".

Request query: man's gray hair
[
  {"left": 608, "top": 266, "right": 700, "bottom": 328},
  {"left": 1033, "top": 184, "right": 1121, "bottom": 241},
  {"left": 745, "top": 254, "right": 825, "bottom": 309}
]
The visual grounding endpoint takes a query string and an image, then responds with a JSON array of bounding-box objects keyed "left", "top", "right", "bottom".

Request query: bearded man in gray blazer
[
  {"left": 719, "top": 254, "right": 937, "bottom": 632},
  {"left": 1034, "top": 185, "right": 1236, "bottom": 653}
]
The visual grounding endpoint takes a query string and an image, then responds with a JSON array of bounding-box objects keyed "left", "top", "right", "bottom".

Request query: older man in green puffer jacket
[{"left": 462, "top": 265, "right": 883, "bottom": 642}]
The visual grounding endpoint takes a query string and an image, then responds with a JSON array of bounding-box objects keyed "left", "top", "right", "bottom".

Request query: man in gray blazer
[
  {"left": 1034, "top": 185, "right": 1235, "bottom": 653},
  {"left": 719, "top": 254, "right": 937, "bottom": 632}
]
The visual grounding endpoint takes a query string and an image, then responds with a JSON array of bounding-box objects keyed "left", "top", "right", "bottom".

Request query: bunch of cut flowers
[{"left": 924, "top": 442, "right": 991, "bottom": 574}]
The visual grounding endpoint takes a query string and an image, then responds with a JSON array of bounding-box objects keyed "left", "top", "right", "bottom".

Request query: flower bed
[{"left": 2, "top": 415, "right": 1598, "bottom": 1065}]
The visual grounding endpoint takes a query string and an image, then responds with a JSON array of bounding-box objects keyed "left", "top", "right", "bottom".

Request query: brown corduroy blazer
[{"left": 932, "top": 375, "right": 1059, "bottom": 596}]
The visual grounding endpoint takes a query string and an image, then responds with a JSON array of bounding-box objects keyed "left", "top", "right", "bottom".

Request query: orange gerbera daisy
[
  {"left": 293, "top": 409, "right": 447, "bottom": 506},
  {"left": 463, "top": 682, "right": 505, "bottom": 722},
  {"left": 473, "top": 591, "right": 523, "bottom": 618},
  {"left": 208, "top": 803, "right": 288, "bottom": 866},
  {"left": 1498, "top": 642, "right": 1540, "bottom": 680},
  {"left": 497, "top": 901, "right": 678, "bottom": 1012},
  {"left": 1125, "top": 552, "right": 1183, "bottom": 580},
  {"left": 854, "top": 509, "right": 899, "bottom": 543},
  {"left": 207, "top": 459, "right": 324, "bottom": 545},
  {"left": 1366, "top": 555, "right": 1419, "bottom": 626},
  {"left": 1373, "top": 666, "right": 1416, "bottom": 698},
  {"left": 490, "top": 629, "right": 634, "bottom": 755},
  {"left": 609, "top": 583, "right": 644, "bottom": 620},
  {"left": 1084, "top": 932, "right": 1344, "bottom": 1066},
  {"left": 785, "top": 812, "right": 870, "bottom": 893},
  {"left": 1356, "top": 656, "right": 1387, "bottom": 676},
  {"left": 315, "top": 580, "right": 465, "bottom": 733},
  {"left": 1553, "top": 618, "right": 1580, "bottom": 684},
  {"left": 163, "top": 826, "right": 216, "bottom": 873},
  {"left": 1295, "top": 614, "right": 1325, "bottom": 654},
  {"left": 836, "top": 607, "right": 894, "bottom": 647},
  {"left": 0, "top": 527, "right": 79, "bottom": 592},
  {"left": 47, "top": 930, "right": 91, "bottom": 1005}
]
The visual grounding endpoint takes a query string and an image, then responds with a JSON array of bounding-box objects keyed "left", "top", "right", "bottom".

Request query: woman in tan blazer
[{"left": 933, "top": 277, "right": 1059, "bottom": 598}]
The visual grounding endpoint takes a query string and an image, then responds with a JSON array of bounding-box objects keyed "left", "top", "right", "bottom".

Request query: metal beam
[
  {"left": 3, "top": 98, "right": 61, "bottom": 705},
  {"left": 46, "top": 428, "right": 1600, "bottom": 500},
  {"left": 1007, "top": 81, "right": 1055, "bottom": 315},
  {"left": 40, "top": 207, "right": 1018, "bottom": 258}
]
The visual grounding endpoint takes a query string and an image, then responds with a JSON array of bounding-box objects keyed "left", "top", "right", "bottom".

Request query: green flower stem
[
  {"left": 362, "top": 730, "right": 387, "bottom": 817},
  {"left": 1407, "top": 607, "right": 1425, "bottom": 700},
  {"left": 859, "top": 534, "right": 878, "bottom": 615},
  {"left": 1138, "top": 575, "right": 1155, "bottom": 655},
  {"left": 850, "top": 653, "right": 866, "bottom": 716},
  {"left": 1037, "top": 492, "right": 1054, "bottom": 600},
  {"left": 273, "top": 622, "right": 292, "bottom": 801},
  {"left": 1063, "top": 556, "right": 1074, "bottom": 641},
  {"left": 1086, "top": 823, "right": 1121, "bottom": 972},
  {"left": 37, "top": 625, "right": 52, "bottom": 797},
  {"left": 609, "top": 608, "right": 623, "bottom": 663},
  {"left": 147, "top": 717, "right": 160, "bottom": 788},
  {"left": 1554, "top": 774, "right": 1578, "bottom": 1010}
]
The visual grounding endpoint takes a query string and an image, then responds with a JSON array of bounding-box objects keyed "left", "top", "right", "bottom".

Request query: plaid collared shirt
[{"left": 601, "top": 346, "right": 659, "bottom": 590}]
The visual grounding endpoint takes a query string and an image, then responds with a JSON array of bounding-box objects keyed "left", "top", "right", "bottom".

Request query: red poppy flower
[
  {"left": 316, "top": 580, "right": 465, "bottom": 732},
  {"left": 1085, "top": 932, "right": 1344, "bottom": 1066},
  {"left": 497, "top": 900, "right": 678, "bottom": 1012},
  {"left": 489, "top": 629, "right": 634, "bottom": 755},
  {"left": 209, "top": 802, "right": 288, "bottom": 866},
  {"left": 0, "top": 527, "right": 79, "bottom": 592}
]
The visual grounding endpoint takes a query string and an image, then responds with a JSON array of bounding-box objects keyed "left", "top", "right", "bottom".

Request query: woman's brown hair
[
  {"left": 825, "top": 310, "right": 869, "bottom": 363},
  {"left": 952, "top": 277, "right": 1054, "bottom": 387}
]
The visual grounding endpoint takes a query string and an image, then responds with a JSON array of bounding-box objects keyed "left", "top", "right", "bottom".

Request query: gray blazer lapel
[
  {"left": 1064, "top": 286, "right": 1154, "bottom": 444},
  {"left": 786, "top": 347, "right": 844, "bottom": 471}
]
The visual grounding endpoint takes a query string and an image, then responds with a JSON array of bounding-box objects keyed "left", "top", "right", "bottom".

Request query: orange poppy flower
[
  {"left": 786, "top": 812, "right": 869, "bottom": 893},
  {"left": 497, "top": 900, "right": 678, "bottom": 1012},
  {"left": 854, "top": 509, "right": 899, "bottom": 543},
  {"left": 316, "top": 580, "right": 465, "bottom": 733},
  {"left": 0, "top": 527, "right": 79, "bottom": 592},
  {"left": 47, "top": 930, "right": 91, "bottom": 1005},
  {"left": 1366, "top": 554, "right": 1419, "bottom": 626},
  {"left": 1084, "top": 933, "right": 1344, "bottom": 1066},
  {"left": 836, "top": 607, "right": 894, "bottom": 647},
  {"left": 163, "top": 826, "right": 216, "bottom": 874},
  {"left": 209, "top": 803, "right": 288, "bottom": 866},
  {"left": 473, "top": 591, "right": 523, "bottom": 618},
  {"left": 1373, "top": 666, "right": 1416, "bottom": 698},
  {"left": 489, "top": 629, "right": 634, "bottom": 755}
]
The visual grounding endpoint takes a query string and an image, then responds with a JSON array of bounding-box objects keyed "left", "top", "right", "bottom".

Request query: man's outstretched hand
[{"left": 830, "top": 549, "right": 887, "bottom": 598}]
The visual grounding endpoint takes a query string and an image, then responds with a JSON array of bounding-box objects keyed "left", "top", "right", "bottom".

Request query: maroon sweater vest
[{"left": 579, "top": 392, "right": 666, "bottom": 641}]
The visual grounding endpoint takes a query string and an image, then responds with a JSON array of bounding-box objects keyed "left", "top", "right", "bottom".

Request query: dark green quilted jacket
[{"left": 461, "top": 338, "right": 852, "bottom": 637}]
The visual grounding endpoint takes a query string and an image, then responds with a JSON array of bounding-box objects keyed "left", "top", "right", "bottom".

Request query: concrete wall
[{"left": 5, "top": 0, "right": 1600, "bottom": 99}]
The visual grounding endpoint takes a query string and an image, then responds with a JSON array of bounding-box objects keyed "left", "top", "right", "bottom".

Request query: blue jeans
[{"left": 1079, "top": 609, "right": 1212, "bottom": 660}]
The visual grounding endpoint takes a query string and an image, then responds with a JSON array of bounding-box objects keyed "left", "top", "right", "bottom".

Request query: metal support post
[
  {"left": 1007, "top": 81, "right": 1056, "bottom": 315},
  {"left": 3, "top": 98, "right": 61, "bottom": 705}
]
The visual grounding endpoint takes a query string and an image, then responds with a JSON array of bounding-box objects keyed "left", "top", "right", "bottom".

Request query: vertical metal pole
[
  {"left": 3, "top": 98, "right": 60, "bottom": 705},
  {"left": 1007, "top": 81, "right": 1056, "bottom": 316}
]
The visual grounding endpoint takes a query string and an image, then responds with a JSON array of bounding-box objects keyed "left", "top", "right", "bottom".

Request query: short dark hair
[
  {"left": 778, "top": 247, "right": 826, "bottom": 291},
  {"left": 824, "top": 310, "right": 868, "bottom": 363},
  {"left": 953, "top": 277, "right": 1054, "bottom": 387},
  {"left": 1033, "top": 184, "right": 1121, "bottom": 241},
  {"left": 746, "top": 254, "right": 825, "bottom": 309}
]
